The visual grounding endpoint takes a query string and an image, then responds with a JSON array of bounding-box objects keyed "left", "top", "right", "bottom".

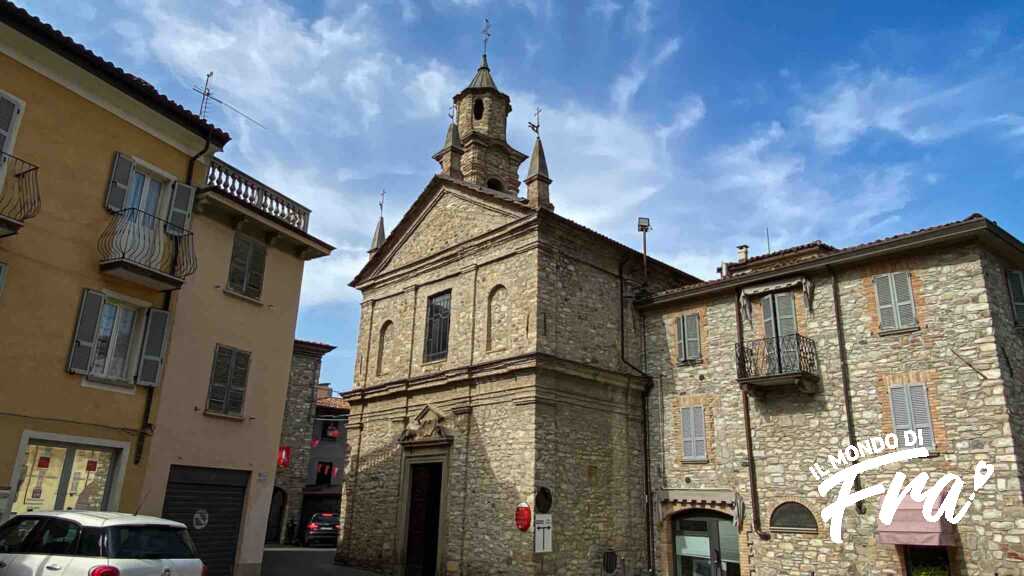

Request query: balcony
[
  {"left": 0, "top": 152, "right": 41, "bottom": 237},
  {"left": 206, "top": 158, "right": 311, "bottom": 232},
  {"left": 736, "top": 334, "right": 820, "bottom": 393},
  {"left": 98, "top": 208, "right": 197, "bottom": 291}
]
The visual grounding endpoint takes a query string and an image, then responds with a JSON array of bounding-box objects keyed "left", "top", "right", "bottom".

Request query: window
[
  {"left": 315, "top": 462, "right": 334, "bottom": 486},
  {"left": 487, "top": 285, "right": 509, "bottom": 351},
  {"left": 0, "top": 516, "right": 42, "bottom": 553},
  {"left": 24, "top": 518, "right": 81, "bottom": 555},
  {"left": 104, "top": 153, "right": 194, "bottom": 234},
  {"left": 473, "top": 98, "right": 484, "bottom": 120},
  {"left": 486, "top": 178, "right": 504, "bottom": 192},
  {"left": 675, "top": 313, "right": 701, "bottom": 363},
  {"left": 10, "top": 441, "right": 118, "bottom": 516},
  {"left": 424, "top": 290, "right": 452, "bottom": 362},
  {"left": 680, "top": 406, "right": 707, "bottom": 461},
  {"left": 762, "top": 292, "right": 799, "bottom": 373},
  {"left": 890, "top": 383, "right": 935, "bottom": 448},
  {"left": 320, "top": 421, "right": 341, "bottom": 440},
  {"left": 108, "top": 526, "right": 197, "bottom": 559},
  {"left": 67, "top": 289, "right": 170, "bottom": 386},
  {"left": 376, "top": 320, "right": 393, "bottom": 376},
  {"left": 770, "top": 502, "right": 817, "bottom": 532},
  {"left": 77, "top": 527, "right": 104, "bottom": 557},
  {"left": 0, "top": 90, "right": 25, "bottom": 192},
  {"left": 206, "top": 344, "right": 251, "bottom": 417},
  {"left": 874, "top": 271, "right": 917, "bottom": 331},
  {"left": 227, "top": 233, "right": 267, "bottom": 300},
  {"left": 1008, "top": 270, "right": 1024, "bottom": 324}
]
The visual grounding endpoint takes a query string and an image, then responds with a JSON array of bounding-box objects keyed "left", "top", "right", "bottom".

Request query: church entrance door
[{"left": 404, "top": 462, "right": 443, "bottom": 576}]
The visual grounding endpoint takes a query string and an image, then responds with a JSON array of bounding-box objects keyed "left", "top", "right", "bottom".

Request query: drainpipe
[
  {"left": 737, "top": 290, "right": 770, "bottom": 540},
  {"left": 619, "top": 256, "right": 655, "bottom": 572},
  {"left": 828, "top": 266, "right": 865, "bottom": 514}
]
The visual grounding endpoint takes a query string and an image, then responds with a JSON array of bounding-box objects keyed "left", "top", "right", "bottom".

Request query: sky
[{"left": 18, "top": 0, "right": 1024, "bottom": 392}]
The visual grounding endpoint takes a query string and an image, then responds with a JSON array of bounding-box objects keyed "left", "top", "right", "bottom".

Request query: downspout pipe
[
  {"left": 619, "top": 256, "right": 655, "bottom": 572},
  {"left": 828, "top": 266, "right": 865, "bottom": 514},
  {"left": 737, "top": 290, "right": 770, "bottom": 540}
]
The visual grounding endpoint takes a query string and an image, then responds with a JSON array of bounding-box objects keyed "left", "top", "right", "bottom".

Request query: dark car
[{"left": 301, "top": 513, "right": 340, "bottom": 547}]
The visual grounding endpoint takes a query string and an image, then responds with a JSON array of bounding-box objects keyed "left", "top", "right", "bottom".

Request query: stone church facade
[{"left": 338, "top": 53, "right": 1024, "bottom": 576}]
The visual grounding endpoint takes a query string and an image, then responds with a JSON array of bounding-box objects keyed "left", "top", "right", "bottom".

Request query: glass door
[
  {"left": 673, "top": 513, "right": 741, "bottom": 576},
  {"left": 11, "top": 441, "right": 118, "bottom": 515}
]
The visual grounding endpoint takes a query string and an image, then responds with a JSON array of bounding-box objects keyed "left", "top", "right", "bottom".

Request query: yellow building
[{"left": 0, "top": 4, "right": 331, "bottom": 575}]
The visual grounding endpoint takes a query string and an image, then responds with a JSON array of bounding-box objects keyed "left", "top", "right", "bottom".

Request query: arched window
[
  {"left": 769, "top": 502, "right": 817, "bottom": 532},
  {"left": 376, "top": 320, "right": 393, "bottom": 376},
  {"left": 487, "top": 285, "right": 509, "bottom": 351},
  {"left": 486, "top": 178, "right": 504, "bottom": 192},
  {"left": 473, "top": 98, "right": 484, "bottom": 120}
]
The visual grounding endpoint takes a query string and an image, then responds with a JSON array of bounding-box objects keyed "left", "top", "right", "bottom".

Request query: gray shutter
[
  {"left": 1008, "top": 271, "right": 1024, "bottom": 322},
  {"left": 166, "top": 182, "right": 195, "bottom": 235},
  {"left": 244, "top": 242, "right": 266, "bottom": 299},
  {"left": 227, "top": 350, "right": 250, "bottom": 415},
  {"left": 774, "top": 293, "right": 797, "bottom": 337},
  {"left": 691, "top": 406, "right": 707, "bottom": 459},
  {"left": 681, "top": 407, "right": 695, "bottom": 460},
  {"left": 67, "top": 289, "right": 105, "bottom": 374},
  {"left": 227, "top": 235, "right": 251, "bottom": 293},
  {"left": 890, "top": 385, "right": 913, "bottom": 447},
  {"left": 874, "top": 275, "right": 898, "bottom": 331},
  {"left": 207, "top": 345, "right": 233, "bottom": 413},
  {"left": 908, "top": 384, "right": 934, "bottom": 448},
  {"left": 684, "top": 313, "right": 701, "bottom": 361},
  {"left": 762, "top": 295, "right": 775, "bottom": 339},
  {"left": 106, "top": 152, "right": 135, "bottom": 212},
  {"left": 675, "top": 316, "right": 685, "bottom": 362},
  {"left": 136, "top": 309, "right": 170, "bottom": 386},
  {"left": 892, "top": 271, "right": 916, "bottom": 328}
]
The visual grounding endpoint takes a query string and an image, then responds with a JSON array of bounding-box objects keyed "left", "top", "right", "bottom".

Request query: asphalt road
[{"left": 262, "top": 546, "right": 381, "bottom": 576}]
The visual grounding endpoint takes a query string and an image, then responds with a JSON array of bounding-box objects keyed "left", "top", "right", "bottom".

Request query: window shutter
[
  {"left": 675, "top": 316, "right": 685, "bottom": 362},
  {"left": 908, "top": 384, "right": 934, "bottom": 448},
  {"left": 244, "top": 242, "right": 266, "bottom": 299},
  {"left": 227, "top": 350, "right": 250, "bottom": 415},
  {"left": 136, "top": 309, "right": 170, "bottom": 386},
  {"left": 166, "top": 182, "right": 195, "bottom": 235},
  {"left": 207, "top": 345, "right": 233, "bottom": 413},
  {"left": 681, "top": 407, "right": 694, "bottom": 460},
  {"left": 1008, "top": 270, "right": 1024, "bottom": 322},
  {"left": 692, "top": 406, "right": 707, "bottom": 459},
  {"left": 774, "top": 293, "right": 797, "bottom": 337},
  {"left": 762, "top": 295, "right": 775, "bottom": 339},
  {"left": 0, "top": 93, "right": 22, "bottom": 160},
  {"left": 874, "top": 275, "right": 897, "bottom": 331},
  {"left": 105, "top": 152, "right": 135, "bottom": 212},
  {"left": 889, "top": 385, "right": 913, "bottom": 447},
  {"left": 227, "top": 235, "right": 251, "bottom": 293},
  {"left": 67, "top": 289, "right": 105, "bottom": 374},
  {"left": 892, "top": 271, "right": 916, "bottom": 328},
  {"left": 684, "top": 313, "right": 701, "bottom": 361}
]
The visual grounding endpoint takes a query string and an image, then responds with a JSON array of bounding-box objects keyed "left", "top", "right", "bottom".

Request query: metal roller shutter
[{"left": 162, "top": 466, "right": 249, "bottom": 576}]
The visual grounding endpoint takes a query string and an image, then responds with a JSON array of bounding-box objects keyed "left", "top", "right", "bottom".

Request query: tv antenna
[{"left": 193, "top": 72, "right": 266, "bottom": 129}]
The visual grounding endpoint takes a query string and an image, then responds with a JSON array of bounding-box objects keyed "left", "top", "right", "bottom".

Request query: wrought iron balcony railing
[
  {"left": 736, "top": 333, "right": 820, "bottom": 392},
  {"left": 207, "top": 158, "right": 311, "bottom": 232},
  {"left": 0, "top": 152, "right": 41, "bottom": 235},
  {"left": 98, "top": 208, "right": 197, "bottom": 290}
]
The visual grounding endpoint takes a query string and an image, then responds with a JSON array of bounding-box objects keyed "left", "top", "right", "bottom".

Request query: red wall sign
[
  {"left": 277, "top": 446, "right": 291, "bottom": 468},
  {"left": 86, "top": 460, "right": 97, "bottom": 472},
  {"left": 37, "top": 456, "right": 50, "bottom": 469},
  {"left": 515, "top": 502, "right": 532, "bottom": 532}
]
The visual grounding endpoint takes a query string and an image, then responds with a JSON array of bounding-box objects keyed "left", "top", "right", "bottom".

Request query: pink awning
[{"left": 876, "top": 498, "right": 957, "bottom": 546}]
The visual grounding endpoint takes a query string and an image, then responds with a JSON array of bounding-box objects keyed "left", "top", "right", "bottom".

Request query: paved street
[{"left": 262, "top": 547, "right": 381, "bottom": 576}]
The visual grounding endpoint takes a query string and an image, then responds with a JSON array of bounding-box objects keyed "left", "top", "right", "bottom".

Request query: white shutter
[
  {"left": 675, "top": 316, "right": 685, "bottom": 362},
  {"left": 908, "top": 384, "right": 934, "bottom": 448},
  {"left": 890, "top": 385, "right": 913, "bottom": 447},
  {"left": 166, "top": 182, "right": 195, "bottom": 235},
  {"left": 684, "top": 314, "right": 701, "bottom": 361},
  {"left": 67, "top": 289, "right": 105, "bottom": 374},
  {"left": 1008, "top": 270, "right": 1024, "bottom": 323},
  {"left": 874, "top": 275, "right": 898, "bottom": 331},
  {"left": 136, "top": 309, "right": 171, "bottom": 386},
  {"left": 892, "top": 272, "right": 917, "bottom": 328},
  {"left": 106, "top": 152, "right": 135, "bottom": 212}
]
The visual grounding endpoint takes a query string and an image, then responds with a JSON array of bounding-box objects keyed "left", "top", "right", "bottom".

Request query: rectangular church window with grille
[{"left": 424, "top": 290, "right": 452, "bottom": 362}]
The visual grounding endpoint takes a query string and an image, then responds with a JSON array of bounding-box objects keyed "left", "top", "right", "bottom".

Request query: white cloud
[
  {"left": 588, "top": 0, "right": 622, "bottom": 19},
  {"left": 404, "top": 60, "right": 459, "bottom": 118},
  {"left": 629, "top": 0, "right": 653, "bottom": 34},
  {"left": 656, "top": 95, "right": 705, "bottom": 142},
  {"left": 611, "top": 36, "right": 680, "bottom": 113}
]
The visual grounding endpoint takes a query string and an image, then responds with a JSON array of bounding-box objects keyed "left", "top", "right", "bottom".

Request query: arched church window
[
  {"left": 376, "top": 320, "right": 393, "bottom": 376},
  {"left": 487, "top": 178, "right": 504, "bottom": 192},
  {"left": 473, "top": 98, "right": 484, "bottom": 120},
  {"left": 769, "top": 502, "right": 817, "bottom": 532},
  {"left": 487, "top": 285, "right": 509, "bottom": 351}
]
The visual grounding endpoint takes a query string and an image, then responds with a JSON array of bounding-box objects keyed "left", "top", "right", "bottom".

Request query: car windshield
[
  {"left": 313, "top": 515, "right": 338, "bottom": 525},
  {"left": 108, "top": 525, "right": 198, "bottom": 559}
]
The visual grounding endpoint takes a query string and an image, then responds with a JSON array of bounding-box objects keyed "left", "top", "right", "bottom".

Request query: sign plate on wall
[{"left": 534, "top": 513, "right": 552, "bottom": 554}]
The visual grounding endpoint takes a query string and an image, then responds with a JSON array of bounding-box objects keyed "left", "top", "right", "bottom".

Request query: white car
[{"left": 0, "top": 511, "right": 206, "bottom": 576}]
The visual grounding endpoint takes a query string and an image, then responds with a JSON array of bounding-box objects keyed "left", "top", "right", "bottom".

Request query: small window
[
  {"left": 487, "top": 285, "right": 509, "bottom": 351},
  {"left": 424, "top": 290, "right": 452, "bottom": 362},
  {"left": 206, "top": 344, "right": 251, "bottom": 416},
  {"left": 91, "top": 300, "right": 139, "bottom": 380},
  {"left": 227, "top": 233, "right": 267, "bottom": 300},
  {"left": 680, "top": 405, "right": 707, "bottom": 461},
  {"left": 1008, "top": 270, "right": 1024, "bottom": 324},
  {"left": 376, "top": 320, "right": 393, "bottom": 376},
  {"left": 890, "top": 383, "right": 935, "bottom": 448},
  {"left": 24, "top": 518, "right": 81, "bottom": 555},
  {"left": 486, "top": 178, "right": 504, "bottom": 192},
  {"left": 675, "top": 313, "right": 701, "bottom": 363},
  {"left": 770, "top": 502, "right": 817, "bottom": 532},
  {"left": 0, "top": 516, "right": 42, "bottom": 553},
  {"left": 473, "top": 98, "right": 484, "bottom": 120},
  {"left": 873, "top": 271, "right": 917, "bottom": 331},
  {"left": 315, "top": 461, "right": 334, "bottom": 485},
  {"left": 321, "top": 420, "right": 341, "bottom": 440},
  {"left": 67, "top": 289, "right": 163, "bottom": 385}
]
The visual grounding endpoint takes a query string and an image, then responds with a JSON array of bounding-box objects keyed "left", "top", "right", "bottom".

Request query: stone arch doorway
[{"left": 671, "top": 509, "right": 741, "bottom": 576}]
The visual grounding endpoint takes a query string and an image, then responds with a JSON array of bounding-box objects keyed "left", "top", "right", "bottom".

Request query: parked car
[
  {"left": 300, "top": 513, "right": 339, "bottom": 547},
  {"left": 0, "top": 510, "right": 206, "bottom": 576}
]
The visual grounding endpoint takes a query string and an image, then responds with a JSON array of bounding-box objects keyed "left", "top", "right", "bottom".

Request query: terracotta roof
[
  {"left": 317, "top": 396, "right": 351, "bottom": 411},
  {"left": 732, "top": 240, "right": 837, "bottom": 267},
  {"left": 646, "top": 213, "right": 997, "bottom": 303},
  {"left": 294, "top": 339, "right": 336, "bottom": 357},
  {"left": 1, "top": 1, "right": 230, "bottom": 148}
]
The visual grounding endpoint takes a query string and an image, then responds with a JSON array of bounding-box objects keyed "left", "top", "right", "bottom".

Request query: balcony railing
[
  {"left": 0, "top": 152, "right": 41, "bottom": 236},
  {"left": 736, "top": 333, "right": 820, "bottom": 393},
  {"left": 207, "top": 158, "right": 310, "bottom": 232},
  {"left": 98, "top": 208, "right": 197, "bottom": 290}
]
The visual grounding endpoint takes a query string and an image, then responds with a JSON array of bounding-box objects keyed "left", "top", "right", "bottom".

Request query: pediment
[{"left": 400, "top": 404, "right": 451, "bottom": 444}]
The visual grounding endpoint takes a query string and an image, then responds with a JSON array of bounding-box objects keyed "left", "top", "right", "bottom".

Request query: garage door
[{"left": 163, "top": 465, "right": 249, "bottom": 576}]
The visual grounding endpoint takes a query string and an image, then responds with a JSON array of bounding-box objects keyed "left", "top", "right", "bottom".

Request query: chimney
[{"left": 737, "top": 244, "right": 749, "bottom": 263}]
